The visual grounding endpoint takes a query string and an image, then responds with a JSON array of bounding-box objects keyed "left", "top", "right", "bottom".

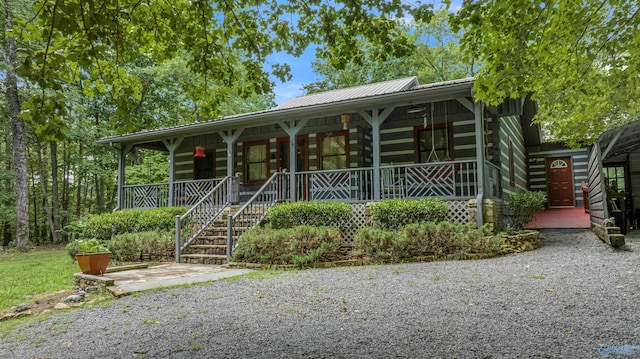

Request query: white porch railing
[
  {"left": 381, "top": 160, "right": 479, "bottom": 199},
  {"left": 227, "top": 172, "right": 289, "bottom": 261},
  {"left": 295, "top": 168, "right": 375, "bottom": 202},
  {"left": 175, "top": 176, "right": 237, "bottom": 262},
  {"left": 122, "top": 178, "right": 223, "bottom": 209}
]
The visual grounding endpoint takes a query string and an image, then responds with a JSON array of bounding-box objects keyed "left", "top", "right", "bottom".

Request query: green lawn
[{"left": 0, "top": 247, "right": 78, "bottom": 313}]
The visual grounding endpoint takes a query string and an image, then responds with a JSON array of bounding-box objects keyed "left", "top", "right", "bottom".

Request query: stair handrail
[
  {"left": 175, "top": 175, "right": 236, "bottom": 263},
  {"left": 227, "top": 172, "right": 288, "bottom": 261}
]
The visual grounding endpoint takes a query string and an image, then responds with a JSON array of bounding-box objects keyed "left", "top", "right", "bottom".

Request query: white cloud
[{"left": 274, "top": 82, "right": 304, "bottom": 105}]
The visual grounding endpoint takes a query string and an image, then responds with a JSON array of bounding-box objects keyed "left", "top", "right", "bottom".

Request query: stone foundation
[{"left": 468, "top": 198, "right": 503, "bottom": 233}]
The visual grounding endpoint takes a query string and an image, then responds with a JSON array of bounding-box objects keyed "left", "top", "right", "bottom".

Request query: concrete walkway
[{"left": 89, "top": 263, "right": 254, "bottom": 296}]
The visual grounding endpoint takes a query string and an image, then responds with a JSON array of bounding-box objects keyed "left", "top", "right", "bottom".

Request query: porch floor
[{"left": 526, "top": 207, "right": 590, "bottom": 230}]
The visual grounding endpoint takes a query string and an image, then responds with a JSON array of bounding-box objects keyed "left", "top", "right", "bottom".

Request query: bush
[
  {"left": 369, "top": 198, "right": 449, "bottom": 230},
  {"left": 65, "top": 238, "right": 110, "bottom": 260},
  {"left": 504, "top": 191, "right": 547, "bottom": 230},
  {"left": 107, "top": 231, "right": 175, "bottom": 262},
  {"left": 355, "top": 222, "right": 499, "bottom": 260},
  {"left": 232, "top": 225, "right": 342, "bottom": 265},
  {"left": 65, "top": 207, "right": 187, "bottom": 241},
  {"left": 266, "top": 201, "right": 353, "bottom": 230}
]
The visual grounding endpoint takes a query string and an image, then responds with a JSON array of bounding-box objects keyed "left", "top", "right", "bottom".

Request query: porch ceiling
[{"left": 98, "top": 78, "right": 475, "bottom": 147}]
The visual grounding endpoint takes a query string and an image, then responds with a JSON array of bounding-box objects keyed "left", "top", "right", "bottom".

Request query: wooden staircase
[{"left": 179, "top": 205, "right": 265, "bottom": 265}]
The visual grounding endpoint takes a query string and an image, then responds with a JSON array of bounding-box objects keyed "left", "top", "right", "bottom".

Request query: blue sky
[{"left": 268, "top": 1, "right": 463, "bottom": 105}]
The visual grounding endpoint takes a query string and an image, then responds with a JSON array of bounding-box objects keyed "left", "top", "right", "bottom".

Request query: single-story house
[{"left": 98, "top": 77, "right": 556, "bottom": 263}]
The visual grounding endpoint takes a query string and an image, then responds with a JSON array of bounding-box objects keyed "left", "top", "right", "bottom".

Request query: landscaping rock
[
  {"left": 63, "top": 291, "right": 85, "bottom": 303},
  {"left": 15, "top": 304, "right": 29, "bottom": 312},
  {"left": 84, "top": 286, "right": 100, "bottom": 293},
  {"left": 53, "top": 303, "right": 70, "bottom": 310}
]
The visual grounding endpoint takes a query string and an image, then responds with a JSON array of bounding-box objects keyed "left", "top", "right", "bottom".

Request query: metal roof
[
  {"left": 598, "top": 119, "right": 640, "bottom": 160},
  {"left": 98, "top": 77, "right": 475, "bottom": 145},
  {"left": 275, "top": 77, "right": 419, "bottom": 110}
]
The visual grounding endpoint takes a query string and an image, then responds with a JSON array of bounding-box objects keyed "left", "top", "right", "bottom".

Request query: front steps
[{"left": 179, "top": 205, "right": 263, "bottom": 265}]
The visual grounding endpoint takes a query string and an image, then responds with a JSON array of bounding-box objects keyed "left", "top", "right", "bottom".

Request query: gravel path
[{"left": 2, "top": 230, "right": 640, "bottom": 358}]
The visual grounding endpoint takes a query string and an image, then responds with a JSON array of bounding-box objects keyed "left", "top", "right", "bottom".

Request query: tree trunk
[
  {"left": 37, "top": 143, "right": 58, "bottom": 244},
  {"left": 3, "top": 1, "right": 29, "bottom": 251},
  {"left": 95, "top": 173, "right": 105, "bottom": 213},
  {"left": 50, "top": 141, "right": 61, "bottom": 243},
  {"left": 75, "top": 141, "right": 83, "bottom": 218},
  {"left": 2, "top": 125, "right": 11, "bottom": 247}
]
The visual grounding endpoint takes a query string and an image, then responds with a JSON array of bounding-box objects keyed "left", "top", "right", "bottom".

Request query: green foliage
[
  {"left": 454, "top": 0, "right": 640, "bottom": 147},
  {"left": 304, "top": 10, "right": 473, "bottom": 94},
  {"left": 369, "top": 198, "right": 449, "bottom": 230},
  {"left": 108, "top": 231, "right": 174, "bottom": 262},
  {"left": 504, "top": 191, "right": 547, "bottom": 230},
  {"left": 232, "top": 225, "right": 342, "bottom": 265},
  {"left": 266, "top": 201, "right": 353, "bottom": 230},
  {"left": 67, "top": 238, "right": 109, "bottom": 257},
  {"left": 355, "top": 222, "right": 499, "bottom": 260},
  {"left": 65, "top": 207, "right": 186, "bottom": 241}
]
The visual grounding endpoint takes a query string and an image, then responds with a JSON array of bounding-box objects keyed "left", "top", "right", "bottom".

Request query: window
[
  {"left": 604, "top": 166, "right": 626, "bottom": 192},
  {"left": 319, "top": 131, "right": 348, "bottom": 170},
  {"left": 415, "top": 124, "right": 453, "bottom": 163},
  {"left": 194, "top": 149, "right": 215, "bottom": 179},
  {"left": 244, "top": 141, "right": 269, "bottom": 184},
  {"left": 508, "top": 137, "right": 515, "bottom": 186}
]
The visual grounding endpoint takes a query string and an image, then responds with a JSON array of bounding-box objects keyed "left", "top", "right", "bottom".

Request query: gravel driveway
[{"left": 2, "top": 230, "right": 639, "bottom": 358}]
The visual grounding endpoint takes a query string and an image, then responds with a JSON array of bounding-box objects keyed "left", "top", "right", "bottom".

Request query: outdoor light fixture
[
  {"left": 340, "top": 114, "right": 350, "bottom": 130},
  {"left": 194, "top": 146, "right": 206, "bottom": 158}
]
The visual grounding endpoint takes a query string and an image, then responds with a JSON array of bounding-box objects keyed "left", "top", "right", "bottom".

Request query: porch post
[
  {"left": 360, "top": 107, "right": 394, "bottom": 201},
  {"left": 279, "top": 119, "right": 309, "bottom": 202},
  {"left": 219, "top": 128, "right": 245, "bottom": 177},
  {"left": 162, "top": 137, "right": 184, "bottom": 207},
  {"left": 115, "top": 144, "right": 132, "bottom": 210},
  {"left": 474, "top": 101, "right": 485, "bottom": 227}
]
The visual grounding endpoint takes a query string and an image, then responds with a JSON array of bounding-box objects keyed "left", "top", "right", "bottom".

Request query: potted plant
[{"left": 67, "top": 238, "right": 111, "bottom": 275}]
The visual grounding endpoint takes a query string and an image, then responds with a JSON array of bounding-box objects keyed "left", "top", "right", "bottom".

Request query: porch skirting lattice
[{"left": 341, "top": 200, "right": 471, "bottom": 245}]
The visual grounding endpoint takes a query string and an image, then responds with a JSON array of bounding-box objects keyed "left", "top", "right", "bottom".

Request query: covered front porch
[{"left": 119, "top": 159, "right": 501, "bottom": 209}]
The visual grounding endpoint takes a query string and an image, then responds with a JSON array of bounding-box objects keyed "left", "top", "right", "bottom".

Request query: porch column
[
  {"left": 115, "top": 144, "right": 133, "bottom": 210},
  {"left": 219, "top": 128, "right": 245, "bottom": 177},
  {"left": 360, "top": 107, "right": 394, "bottom": 201},
  {"left": 161, "top": 137, "right": 184, "bottom": 207},
  {"left": 279, "top": 119, "right": 309, "bottom": 202},
  {"left": 474, "top": 101, "right": 485, "bottom": 227}
]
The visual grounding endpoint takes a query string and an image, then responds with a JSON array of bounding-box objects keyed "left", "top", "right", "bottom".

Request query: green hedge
[
  {"left": 65, "top": 207, "right": 186, "bottom": 241},
  {"left": 266, "top": 201, "right": 353, "bottom": 229},
  {"left": 232, "top": 225, "right": 342, "bottom": 265},
  {"left": 355, "top": 222, "right": 499, "bottom": 260},
  {"left": 369, "top": 198, "right": 449, "bottom": 230},
  {"left": 504, "top": 190, "right": 547, "bottom": 230},
  {"left": 107, "top": 231, "right": 175, "bottom": 262}
]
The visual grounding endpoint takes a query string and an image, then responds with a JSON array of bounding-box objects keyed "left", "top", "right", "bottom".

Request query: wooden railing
[
  {"left": 175, "top": 176, "right": 236, "bottom": 262},
  {"left": 295, "top": 168, "right": 375, "bottom": 202},
  {"left": 227, "top": 172, "right": 288, "bottom": 261},
  {"left": 380, "top": 160, "right": 479, "bottom": 200},
  {"left": 122, "top": 178, "right": 223, "bottom": 209}
]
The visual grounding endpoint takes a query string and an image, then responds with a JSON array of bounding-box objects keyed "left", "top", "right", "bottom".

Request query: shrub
[
  {"left": 232, "top": 225, "right": 342, "bottom": 265},
  {"left": 355, "top": 222, "right": 499, "bottom": 260},
  {"left": 504, "top": 190, "right": 547, "bottom": 230},
  {"left": 65, "top": 207, "right": 187, "bottom": 241},
  {"left": 369, "top": 198, "right": 449, "bottom": 230},
  {"left": 65, "top": 238, "right": 110, "bottom": 260},
  {"left": 266, "top": 201, "right": 353, "bottom": 230},
  {"left": 107, "top": 231, "right": 175, "bottom": 262}
]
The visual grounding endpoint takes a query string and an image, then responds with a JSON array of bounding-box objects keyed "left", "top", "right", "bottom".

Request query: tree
[
  {"left": 303, "top": 10, "right": 474, "bottom": 93},
  {"left": 454, "top": 0, "right": 640, "bottom": 147},
  {"left": 2, "top": 0, "right": 429, "bottom": 249}
]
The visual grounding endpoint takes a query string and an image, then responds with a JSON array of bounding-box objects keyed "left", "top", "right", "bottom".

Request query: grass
[{"left": 0, "top": 246, "right": 78, "bottom": 313}]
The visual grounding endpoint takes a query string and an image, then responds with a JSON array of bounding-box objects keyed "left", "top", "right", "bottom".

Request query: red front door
[{"left": 546, "top": 157, "right": 574, "bottom": 207}]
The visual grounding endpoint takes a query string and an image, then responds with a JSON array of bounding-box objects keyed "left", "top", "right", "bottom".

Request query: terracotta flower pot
[{"left": 77, "top": 252, "right": 111, "bottom": 275}]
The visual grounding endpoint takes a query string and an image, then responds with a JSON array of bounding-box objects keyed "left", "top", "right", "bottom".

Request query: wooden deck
[{"left": 527, "top": 207, "right": 591, "bottom": 230}]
